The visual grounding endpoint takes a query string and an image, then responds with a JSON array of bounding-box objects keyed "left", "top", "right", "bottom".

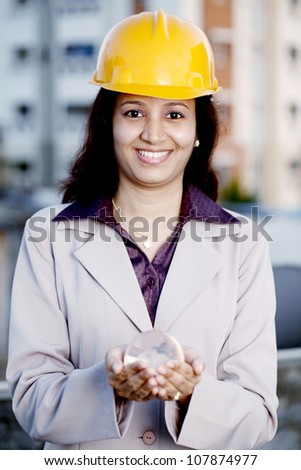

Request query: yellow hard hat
[{"left": 90, "top": 10, "right": 220, "bottom": 99}]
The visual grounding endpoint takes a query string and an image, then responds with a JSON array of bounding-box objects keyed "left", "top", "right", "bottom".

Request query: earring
[{"left": 194, "top": 139, "right": 200, "bottom": 148}]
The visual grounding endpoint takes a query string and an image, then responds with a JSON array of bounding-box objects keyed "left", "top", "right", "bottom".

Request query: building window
[
  {"left": 65, "top": 44, "right": 95, "bottom": 58},
  {"left": 17, "top": 104, "right": 32, "bottom": 118},
  {"left": 55, "top": 0, "right": 100, "bottom": 14},
  {"left": 66, "top": 104, "right": 89, "bottom": 117},
  {"left": 14, "top": 104, "right": 35, "bottom": 131},
  {"left": 288, "top": 103, "right": 299, "bottom": 120},
  {"left": 15, "top": 0, "right": 31, "bottom": 5},
  {"left": 15, "top": 48, "right": 30, "bottom": 60},
  {"left": 213, "top": 42, "right": 231, "bottom": 68},
  {"left": 288, "top": 159, "right": 301, "bottom": 188},
  {"left": 218, "top": 103, "right": 232, "bottom": 134},
  {"left": 134, "top": 0, "right": 147, "bottom": 14},
  {"left": 213, "top": 0, "right": 227, "bottom": 5},
  {"left": 289, "top": 159, "right": 301, "bottom": 171},
  {"left": 289, "top": 0, "right": 301, "bottom": 13},
  {"left": 289, "top": 45, "right": 299, "bottom": 59},
  {"left": 57, "top": 43, "right": 96, "bottom": 73},
  {"left": 12, "top": 0, "right": 36, "bottom": 16},
  {"left": 58, "top": 104, "right": 90, "bottom": 132},
  {"left": 14, "top": 47, "right": 34, "bottom": 65},
  {"left": 14, "top": 0, "right": 36, "bottom": 7}
]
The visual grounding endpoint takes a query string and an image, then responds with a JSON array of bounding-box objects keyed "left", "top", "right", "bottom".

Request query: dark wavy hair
[{"left": 61, "top": 88, "right": 220, "bottom": 204}]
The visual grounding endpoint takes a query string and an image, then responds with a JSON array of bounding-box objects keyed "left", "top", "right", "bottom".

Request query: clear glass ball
[{"left": 124, "top": 329, "right": 184, "bottom": 369}]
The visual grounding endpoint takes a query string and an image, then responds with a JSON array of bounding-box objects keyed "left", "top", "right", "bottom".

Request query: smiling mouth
[{"left": 138, "top": 150, "right": 170, "bottom": 159}]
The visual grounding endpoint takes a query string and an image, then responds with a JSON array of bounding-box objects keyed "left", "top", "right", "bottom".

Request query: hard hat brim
[{"left": 89, "top": 80, "right": 221, "bottom": 100}]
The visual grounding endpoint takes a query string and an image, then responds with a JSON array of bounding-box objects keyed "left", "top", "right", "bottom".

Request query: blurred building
[
  {"left": 263, "top": 0, "right": 301, "bottom": 207},
  {"left": 0, "top": 0, "right": 134, "bottom": 193},
  {"left": 0, "top": 0, "right": 201, "bottom": 194},
  {"left": 203, "top": 0, "right": 301, "bottom": 207},
  {"left": 203, "top": 0, "right": 266, "bottom": 202}
]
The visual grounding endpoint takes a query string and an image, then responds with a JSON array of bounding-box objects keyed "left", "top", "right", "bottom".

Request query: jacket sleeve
[
  {"left": 6, "top": 219, "right": 133, "bottom": 444},
  {"left": 165, "top": 233, "right": 278, "bottom": 449}
]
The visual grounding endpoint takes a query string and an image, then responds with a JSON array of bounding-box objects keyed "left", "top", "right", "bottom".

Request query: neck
[
  {"left": 112, "top": 182, "right": 184, "bottom": 260},
  {"left": 113, "top": 182, "right": 183, "bottom": 222}
]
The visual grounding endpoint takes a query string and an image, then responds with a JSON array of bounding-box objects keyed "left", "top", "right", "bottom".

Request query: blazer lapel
[
  {"left": 71, "top": 219, "right": 230, "bottom": 332},
  {"left": 73, "top": 224, "right": 152, "bottom": 332},
  {"left": 154, "top": 222, "right": 224, "bottom": 331}
]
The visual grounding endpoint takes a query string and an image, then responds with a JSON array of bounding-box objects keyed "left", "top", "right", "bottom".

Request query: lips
[{"left": 136, "top": 149, "right": 171, "bottom": 164}]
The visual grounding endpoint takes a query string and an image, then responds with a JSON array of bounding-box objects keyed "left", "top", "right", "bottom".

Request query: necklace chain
[{"left": 112, "top": 198, "right": 153, "bottom": 248}]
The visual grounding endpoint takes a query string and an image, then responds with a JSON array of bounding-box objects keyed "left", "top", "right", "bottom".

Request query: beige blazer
[{"left": 6, "top": 205, "right": 278, "bottom": 450}]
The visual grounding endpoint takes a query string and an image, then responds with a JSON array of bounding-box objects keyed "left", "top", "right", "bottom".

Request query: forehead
[{"left": 115, "top": 93, "right": 196, "bottom": 111}]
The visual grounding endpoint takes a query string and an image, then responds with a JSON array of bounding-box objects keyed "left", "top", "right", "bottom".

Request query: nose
[{"left": 141, "top": 115, "right": 166, "bottom": 144}]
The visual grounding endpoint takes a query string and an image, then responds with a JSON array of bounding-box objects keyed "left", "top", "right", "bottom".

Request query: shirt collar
[
  {"left": 53, "top": 185, "right": 239, "bottom": 225},
  {"left": 180, "top": 184, "right": 238, "bottom": 224}
]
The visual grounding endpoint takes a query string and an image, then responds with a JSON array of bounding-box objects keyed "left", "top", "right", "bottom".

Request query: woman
[{"left": 6, "top": 10, "right": 278, "bottom": 450}]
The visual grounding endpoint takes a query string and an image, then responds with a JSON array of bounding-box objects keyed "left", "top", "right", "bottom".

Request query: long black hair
[{"left": 61, "top": 88, "right": 220, "bottom": 204}]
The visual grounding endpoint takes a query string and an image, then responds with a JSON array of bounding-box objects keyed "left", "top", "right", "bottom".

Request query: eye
[
  {"left": 124, "top": 109, "right": 144, "bottom": 118},
  {"left": 166, "top": 112, "right": 183, "bottom": 120}
]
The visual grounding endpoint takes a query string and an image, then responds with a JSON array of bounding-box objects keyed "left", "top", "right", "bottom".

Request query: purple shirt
[{"left": 54, "top": 185, "right": 238, "bottom": 324}]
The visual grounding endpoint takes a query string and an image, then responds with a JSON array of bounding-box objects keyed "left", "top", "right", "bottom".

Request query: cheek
[
  {"left": 112, "top": 118, "right": 124, "bottom": 148},
  {"left": 113, "top": 119, "right": 138, "bottom": 152},
  {"left": 175, "top": 126, "right": 196, "bottom": 151},
  {"left": 112, "top": 125, "right": 138, "bottom": 172},
  {"left": 113, "top": 139, "right": 127, "bottom": 171},
  {"left": 112, "top": 123, "right": 128, "bottom": 164}
]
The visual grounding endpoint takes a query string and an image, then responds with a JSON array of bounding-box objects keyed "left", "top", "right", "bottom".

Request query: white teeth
[{"left": 139, "top": 150, "right": 169, "bottom": 159}]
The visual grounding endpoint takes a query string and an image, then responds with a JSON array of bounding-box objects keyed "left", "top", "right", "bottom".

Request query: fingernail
[
  {"left": 156, "top": 375, "right": 165, "bottom": 385},
  {"left": 148, "top": 378, "right": 156, "bottom": 387},
  {"left": 195, "top": 363, "right": 204, "bottom": 374},
  {"left": 112, "top": 362, "right": 122, "bottom": 374},
  {"left": 166, "top": 360, "right": 175, "bottom": 368},
  {"left": 157, "top": 366, "right": 166, "bottom": 375}
]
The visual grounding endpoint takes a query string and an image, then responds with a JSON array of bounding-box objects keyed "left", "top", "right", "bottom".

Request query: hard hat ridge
[{"left": 152, "top": 9, "right": 169, "bottom": 39}]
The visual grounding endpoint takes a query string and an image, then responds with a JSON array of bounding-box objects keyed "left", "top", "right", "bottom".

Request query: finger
[
  {"left": 116, "top": 372, "right": 159, "bottom": 401},
  {"left": 182, "top": 347, "right": 205, "bottom": 375},
  {"left": 158, "top": 362, "right": 193, "bottom": 381},
  {"left": 129, "top": 376, "right": 159, "bottom": 401},
  {"left": 105, "top": 346, "right": 126, "bottom": 374},
  {"left": 110, "top": 366, "right": 156, "bottom": 395},
  {"left": 191, "top": 357, "right": 205, "bottom": 375},
  {"left": 156, "top": 364, "right": 201, "bottom": 399},
  {"left": 154, "top": 369, "right": 183, "bottom": 400},
  {"left": 155, "top": 383, "right": 183, "bottom": 401}
]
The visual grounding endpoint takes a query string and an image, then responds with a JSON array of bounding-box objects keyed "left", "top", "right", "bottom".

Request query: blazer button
[
  {"left": 147, "top": 277, "right": 156, "bottom": 288},
  {"left": 142, "top": 430, "right": 156, "bottom": 445}
]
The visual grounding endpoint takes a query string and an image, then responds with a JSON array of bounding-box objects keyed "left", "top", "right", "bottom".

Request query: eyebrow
[{"left": 119, "top": 100, "right": 190, "bottom": 110}]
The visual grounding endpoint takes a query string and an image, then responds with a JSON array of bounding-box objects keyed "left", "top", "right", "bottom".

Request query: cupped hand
[
  {"left": 105, "top": 345, "right": 159, "bottom": 402},
  {"left": 154, "top": 346, "right": 205, "bottom": 405},
  {"left": 106, "top": 344, "right": 205, "bottom": 404}
]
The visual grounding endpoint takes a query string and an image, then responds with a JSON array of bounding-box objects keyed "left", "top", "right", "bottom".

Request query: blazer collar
[
  {"left": 53, "top": 185, "right": 240, "bottom": 227},
  {"left": 154, "top": 221, "right": 224, "bottom": 330},
  {"left": 73, "top": 224, "right": 153, "bottom": 331}
]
